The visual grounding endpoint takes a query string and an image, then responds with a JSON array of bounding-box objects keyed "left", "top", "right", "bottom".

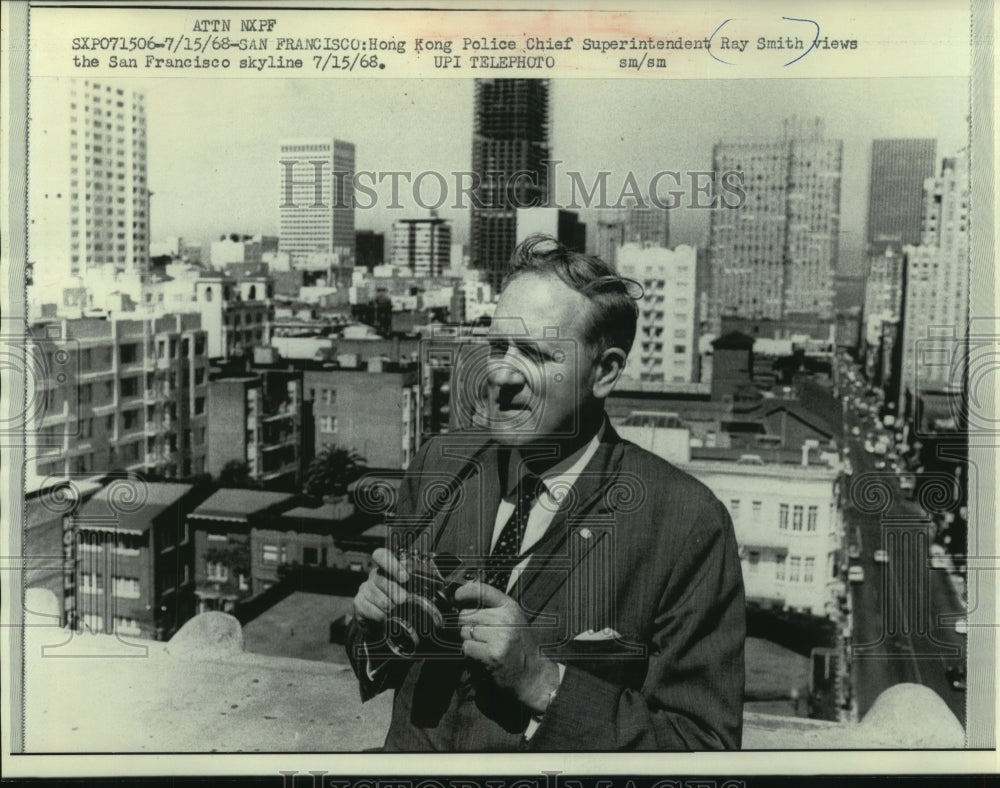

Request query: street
[{"left": 840, "top": 384, "right": 967, "bottom": 725}]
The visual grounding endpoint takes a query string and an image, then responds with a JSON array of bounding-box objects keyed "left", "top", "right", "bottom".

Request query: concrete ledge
[{"left": 20, "top": 598, "right": 966, "bottom": 752}]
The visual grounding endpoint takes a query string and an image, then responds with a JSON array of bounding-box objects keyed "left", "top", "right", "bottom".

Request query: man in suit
[{"left": 348, "top": 234, "right": 745, "bottom": 750}]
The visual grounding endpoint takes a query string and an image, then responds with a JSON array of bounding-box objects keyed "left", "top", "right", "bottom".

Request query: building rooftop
[
  {"left": 712, "top": 330, "right": 756, "bottom": 349},
  {"left": 279, "top": 501, "right": 355, "bottom": 524},
  {"left": 190, "top": 489, "right": 297, "bottom": 521},
  {"left": 75, "top": 482, "right": 195, "bottom": 533},
  {"left": 763, "top": 402, "right": 835, "bottom": 439},
  {"left": 20, "top": 588, "right": 966, "bottom": 757},
  {"left": 24, "top": 473, "right": 104, "bottom": 499}
]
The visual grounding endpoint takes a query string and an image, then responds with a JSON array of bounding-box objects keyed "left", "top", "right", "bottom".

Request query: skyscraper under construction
[{"left": 469, "top": 79, "right": 551, "bottom": 290}]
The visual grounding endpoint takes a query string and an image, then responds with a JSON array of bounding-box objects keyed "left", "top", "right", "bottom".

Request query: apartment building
[
  {"left": 29, "top": 313, "right": 209, "bottom": 481},
  {"left": 68, "top": 482, "right": 209, "bottom": 640},
  {"left": 207, "top": 368, "right": 303, "bottom": 489}
]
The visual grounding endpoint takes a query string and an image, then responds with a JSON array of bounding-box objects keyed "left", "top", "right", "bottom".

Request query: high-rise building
[
  {"left": 862, "top": 140, "right": 937, "bottom": 374},
  {"left": 593, "top": 207, "right": 670, "bottom": 268},
  {"left": 867, "top": 139, "right": 938, "bottom": 250},
  {"left": 29, "top": 79, "right": 151, "bottom": 284},
  {"left": 470, "top": 79, "right": 551, "bottom": 290},
  {"left": 390, "top": 217, "right": 451, "bottom": 276},
  {"left": 278, "top": 138, "right": 356, "bottom": 266},
  {"left": 594, "top": 216, "right": 627, "bottom": 268},
  {"left": 624, "top": 206, "right": 670, "bottom": 248},
  {"left": 617, "top": 244, "right": 698, "bottom": 385},
  {"left": 898, "top": 153, "right": 969, "bottom": 414},
  {"left": 356, "top": 230, "right": 385, "bottom": 270},
  {"left": 862, "top": 246, "right": 905, "bottom": 377},
  {"left": 514, "top": 208, "right": 585, "bottom": 253},
  {"left": 709, "top": 117, "right": 842, "bottom": 330}
]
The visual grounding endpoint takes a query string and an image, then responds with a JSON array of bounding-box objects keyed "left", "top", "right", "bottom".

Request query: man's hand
[
  {"left": 352, "top": 548, "right": 410, "bottom": 641},
  {"left": 455, "top": 582, "right": 560, "bottom": 715}
]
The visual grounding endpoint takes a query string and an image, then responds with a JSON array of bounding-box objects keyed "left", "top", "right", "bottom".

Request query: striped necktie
[{"left": 483, "top": 475, "right": 541, "bottom": 591}]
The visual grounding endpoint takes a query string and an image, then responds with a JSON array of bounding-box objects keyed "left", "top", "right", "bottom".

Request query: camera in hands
[{"left": 385, "top": 549, "right": 470, "bottom": 658}]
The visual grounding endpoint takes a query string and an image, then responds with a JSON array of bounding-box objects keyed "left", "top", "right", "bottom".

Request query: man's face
[{"left": 480, "top": 274, "right": 597, "bottom": 446}]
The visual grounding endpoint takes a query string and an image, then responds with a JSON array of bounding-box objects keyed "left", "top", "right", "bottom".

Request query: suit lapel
[
  {"left": 419, "top": 439, "right": 499, "bottom": 560},
  {"left": 512, "top": 430, "right": 626, "bottom": 618}
]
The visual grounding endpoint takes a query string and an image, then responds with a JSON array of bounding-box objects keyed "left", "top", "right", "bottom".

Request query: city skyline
[{"left": 28, "top": 76, "right": 968, "bottom": 280}]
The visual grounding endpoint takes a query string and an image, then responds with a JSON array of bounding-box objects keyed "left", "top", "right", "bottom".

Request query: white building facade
[
  {"left": 617, "top": 244, "right": 698, "bottom": 385},
  {"left": 30, "top": 79, "right": 150, "bottom": 286}
]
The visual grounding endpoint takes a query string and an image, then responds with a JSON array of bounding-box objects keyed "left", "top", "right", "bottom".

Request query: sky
[{"left": 34, "top": 75, "right": 969, "bottom": 278}]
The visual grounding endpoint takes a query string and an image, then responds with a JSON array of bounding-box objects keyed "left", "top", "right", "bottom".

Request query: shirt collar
[{"left": 502, "top": 419, "right": 607, "bottom": 501}]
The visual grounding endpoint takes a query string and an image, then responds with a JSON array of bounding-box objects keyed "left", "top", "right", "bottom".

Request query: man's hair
[{"left": 502, "top": 234, "right": 640, "bottom": 357}]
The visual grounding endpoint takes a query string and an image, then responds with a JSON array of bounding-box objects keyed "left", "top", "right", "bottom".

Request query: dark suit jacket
[{"left": 347, "top": 424, "right": 745, "bottom": 751}]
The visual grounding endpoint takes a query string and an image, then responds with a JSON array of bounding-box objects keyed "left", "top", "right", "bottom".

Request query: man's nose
[{"left": 487, "top": 349, "right": 528, "bottom": 389}]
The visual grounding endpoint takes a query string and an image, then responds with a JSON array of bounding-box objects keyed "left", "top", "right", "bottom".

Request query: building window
[
  {"left": 322, "top": 388, "right": 337, "bottom": 406},
  {"left": 789, "top": 557, "right": 801, "bottom": 583},
  {"left": 775, "top": 554, "right": 786, "bottom": 581},
  {"left": 803, "top": 557, "right": 815, "bottom": 584},
  {"left": 195, "top": 397, "right": 205, "bottom": 415},
  {"left": 320, "top": 415, "right": 338, "bottom": 434},
  {"left": 747, "top": 550, "right": 759, "bottom": 574},
  {"left": 83, "top": 613, "right": 104, "bottom": 633},
  {"left": 262, "top": 544, "right": 279, "bottom": 564},
  {"left": 112, "top": 576, "right": 141, "bottom": 599},
  {"left": 207, "top": 533, "right": 227, "bottom": 543},
  {"left": 779, "top": 504, "right": 789, "bottom": 530},
  {"left": 113, "top": 533, "right": 141, "bottom": 556},
  {"left": 752, "top": 501, "right": 762, "bottom": 523},
  {"left": 303, "top": 546, "right": 320, "bottom": 565},
  {"left": 120, "top": 377, "right": 139, "bottom": 398},
  {"left": 206, "top": 562, "right": 229, "bottom": 582},
  {"left": 792, "top": 505, "right": 804, "bottom": 531},
  {"left": 728, "top": 499, "right": 739, "bottom": 522},
  {"left": 807, "top": 505, "right": 818, "bottom": 532},
  {"left": 119, "top": 343, "right": 139, "bottom": 365},
  {"left": 114, "top": 616, "right": 141, "bottom": 635},
  {"left": 80, "top": 573, "right": 103, "bottom": 593}
]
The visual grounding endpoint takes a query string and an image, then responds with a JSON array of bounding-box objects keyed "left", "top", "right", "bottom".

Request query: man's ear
[{"left": 592, "top": 347, "right": 627, "bottom": 399}]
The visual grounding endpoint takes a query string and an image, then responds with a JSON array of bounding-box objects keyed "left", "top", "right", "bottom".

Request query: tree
[
  {"left": 303, "top": 445, "right": 366, "bottom": 498},
  {"left": 218, "top": 459, "right": 261, "bottom": 489}
]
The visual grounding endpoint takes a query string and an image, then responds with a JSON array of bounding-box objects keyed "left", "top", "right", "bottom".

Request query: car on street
[
  {"left": 946, "top": 665, "right": 967, "bottom": 691},
  {"left": 873, "top": 549, "right": 889, "bottom": 564},
  {"left": 848, "top": 566, "right": 865, "bottom": 583}
]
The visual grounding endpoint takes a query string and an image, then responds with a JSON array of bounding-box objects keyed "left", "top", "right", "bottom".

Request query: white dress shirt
[
  {"left": 491, "top": 423, "right": 606, "bottom": 592},
  {"left": 491, "top": 423, "right": 604, "bottom": 738}
]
